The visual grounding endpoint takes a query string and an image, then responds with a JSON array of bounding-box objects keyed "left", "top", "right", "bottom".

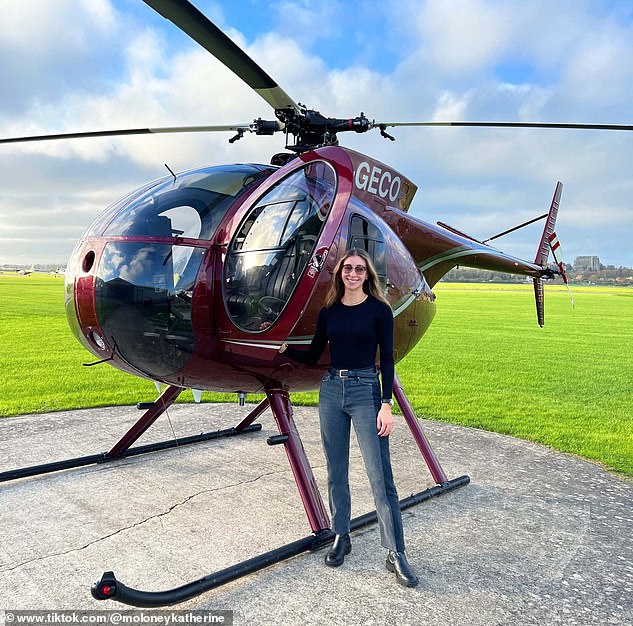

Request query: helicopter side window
[
  {"left": 349, "top": 215, "right": 387, "bottom": 285},
  {"left": 225, "top": 161, "right": 336, "bottom": 332}
]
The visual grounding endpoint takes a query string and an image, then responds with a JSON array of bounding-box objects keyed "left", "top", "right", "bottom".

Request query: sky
[{"left": 1, "top": 0, "right": 632, "bottom": 267}]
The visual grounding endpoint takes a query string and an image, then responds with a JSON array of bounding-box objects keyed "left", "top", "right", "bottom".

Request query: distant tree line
[{"left": 442, "top": 265, "right": 633, "bottom": 286}]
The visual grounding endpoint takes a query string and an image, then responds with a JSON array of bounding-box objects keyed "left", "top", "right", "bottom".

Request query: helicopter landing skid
[
  {"left": 92, "top": 476, "right": 469, "bottom": 607},
  {"left": 0, "top": 387, "right": 267, "bottom": 483},
  {"left": 91, "top": 378, "right": 470, "bottom": 607}
]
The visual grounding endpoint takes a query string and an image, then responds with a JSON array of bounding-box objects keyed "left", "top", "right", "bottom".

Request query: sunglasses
[{"left": 341, "top": 264, "right": 367, "bottom": 275}]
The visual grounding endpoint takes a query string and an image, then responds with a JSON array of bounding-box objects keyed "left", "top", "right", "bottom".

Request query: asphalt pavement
[{"left": 0, "top": 402, "right": 631, "bottom": 625}]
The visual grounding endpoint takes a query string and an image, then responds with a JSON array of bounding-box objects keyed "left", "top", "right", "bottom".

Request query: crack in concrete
[{"left": 0, "top": 468, "right": 287, "bottom": 573}]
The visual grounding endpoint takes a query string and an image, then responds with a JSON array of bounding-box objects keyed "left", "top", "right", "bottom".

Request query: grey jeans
[{"left": 318, "top": 367, "right": 405, "bottom": 552}]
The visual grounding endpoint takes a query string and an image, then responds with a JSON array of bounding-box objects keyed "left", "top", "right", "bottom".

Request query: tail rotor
[{"left": 548, "top": 231, "right": 575, "bottom": 308}]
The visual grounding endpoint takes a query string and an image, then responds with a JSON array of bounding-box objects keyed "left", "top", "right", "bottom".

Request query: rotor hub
[{"left": 263, "top": 108, "right": 371, "bottom": 153}]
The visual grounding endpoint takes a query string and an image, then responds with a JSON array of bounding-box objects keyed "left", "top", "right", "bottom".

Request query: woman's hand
[
  {"left": 279, "top": 342, "right": 288, "bottom": 354},
  {"left": 377, "top": 403, "right": 393, "bottom": 437}
]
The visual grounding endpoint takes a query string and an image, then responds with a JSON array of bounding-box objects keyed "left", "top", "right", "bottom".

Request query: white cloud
[
  {"left": 417, "top": 0, "right": 514, "bottom": 75},
  {"left": 562, "top": 27, "right": 633, "bottom": 109},
  {"left": 0, "top": 1, "right": 120, "bottom": 114},
  {"left": 1, "top": 0, "right": 632, "bottom": 268},
  {"left": 271, "top": 0, "right": 345, "bottom": 47},
  {"left": 0, "top": 0, "right": 115, "bottom": 53},
  {"left": 432, "top": 92, "right": 472, "bottom": 121}
]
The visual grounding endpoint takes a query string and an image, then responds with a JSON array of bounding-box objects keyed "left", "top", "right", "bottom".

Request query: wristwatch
[{"left": 381, "top": 398, "right": 394, "bottom": 406}]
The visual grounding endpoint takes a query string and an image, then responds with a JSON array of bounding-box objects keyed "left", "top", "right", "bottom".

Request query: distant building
[{"left": 574, "top": 256, "right": 601, "bottom": 271}]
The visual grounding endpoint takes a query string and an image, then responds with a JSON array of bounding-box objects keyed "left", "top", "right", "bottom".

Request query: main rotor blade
[
  {"left": 143, "top": 0, "right": 300, "bottom": 114},
  {"left": 374, "top": 121, "right": 633, "bottom": 131},
  {"left": 0, "top": 124, "right": 252, "bottom": 145}
]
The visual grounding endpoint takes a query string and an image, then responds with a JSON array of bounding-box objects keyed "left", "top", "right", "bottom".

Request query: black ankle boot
[
  {"left": 386, "top": 550, "right": 419, "bottom": 587},
  {"left": 325, "top": 533, "right": 351, "bottom": 567}
]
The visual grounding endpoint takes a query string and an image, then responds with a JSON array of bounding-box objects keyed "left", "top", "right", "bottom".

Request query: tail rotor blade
[{"left": 548, "top": 232, "right": 575, "bottom": 308}]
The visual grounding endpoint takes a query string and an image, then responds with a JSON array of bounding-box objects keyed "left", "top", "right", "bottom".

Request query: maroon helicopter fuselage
[{"left": 64, "top": 145, "right": 439, "bottom": 393}]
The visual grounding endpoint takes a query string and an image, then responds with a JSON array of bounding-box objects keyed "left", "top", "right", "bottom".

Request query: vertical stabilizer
[
  {"left": 533, "top": 279, "right": 545, "bottom": 327},
  {"left": 532, "top": 182, "right": 563, "bottom": 327},
  {"left": 534, "top": 182, "right": 563, "bottom": 265}
]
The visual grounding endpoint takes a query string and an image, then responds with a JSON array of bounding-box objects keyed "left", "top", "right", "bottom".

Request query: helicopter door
[
  {"left": 224, "top": 161, "right": 336, "bottom": 332},
  {"left": 348, "top": 214, "right": 387, "bottom": 288}
]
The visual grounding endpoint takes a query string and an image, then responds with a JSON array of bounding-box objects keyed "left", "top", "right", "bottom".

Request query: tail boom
[{"left": 380, "top": 182, "right": 564, "bottom": 326}]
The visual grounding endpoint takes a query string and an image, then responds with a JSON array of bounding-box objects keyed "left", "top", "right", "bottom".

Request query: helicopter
[{"left": 2, "top": 0, "right": 632, "bottom": 609}]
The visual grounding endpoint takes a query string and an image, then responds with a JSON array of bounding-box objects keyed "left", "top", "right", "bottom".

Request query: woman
[{"left": 279, "top": 248, "right": 418, "bottom": 587}]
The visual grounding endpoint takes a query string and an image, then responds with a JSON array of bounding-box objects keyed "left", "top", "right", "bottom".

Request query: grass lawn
[
  {"left": 397, "top": 283, "right": 633, "bottom": 478},
  {"left": 1, "top": 274, "right": 631, "bottom": 477}
]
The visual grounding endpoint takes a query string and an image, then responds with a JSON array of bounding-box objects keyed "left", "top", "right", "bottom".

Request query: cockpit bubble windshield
[
  {"left": 87, "top": 164, "right": 273, "bottom": 240},
  {"left": 94, "top": 242, "right": 207, "bottom": 378}
]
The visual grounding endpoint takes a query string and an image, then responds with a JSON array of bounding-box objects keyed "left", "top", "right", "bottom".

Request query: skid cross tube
[
  {"left": 0, "top": 393, "right": 269, "bottom": 482},
  {"left": 106, "top": 384, "right": 184, "bottom": 456},
  {"left": 234, "top": 396, "right": 270, "bottom": 431},
  {"left": 91, "top": 475, "right": 469, "bottom": 607}
]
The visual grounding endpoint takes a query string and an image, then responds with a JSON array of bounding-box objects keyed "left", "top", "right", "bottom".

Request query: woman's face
[{"left": 340, "top": 255, "right": 368, "bottom": 294}]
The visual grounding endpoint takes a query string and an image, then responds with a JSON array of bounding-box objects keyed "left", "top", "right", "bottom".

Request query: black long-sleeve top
[{"left": 284, "top": 295, "right": 395, "bottom": 400}]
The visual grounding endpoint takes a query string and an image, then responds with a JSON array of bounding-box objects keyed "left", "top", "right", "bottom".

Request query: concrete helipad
[{"left": 0, "top": 402, "right": 631, "bottom": 625}]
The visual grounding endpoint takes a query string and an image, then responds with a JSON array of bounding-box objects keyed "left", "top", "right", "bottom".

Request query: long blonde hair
[{"left": 324, "top": 248, "right": 390, "bottom": 308}]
